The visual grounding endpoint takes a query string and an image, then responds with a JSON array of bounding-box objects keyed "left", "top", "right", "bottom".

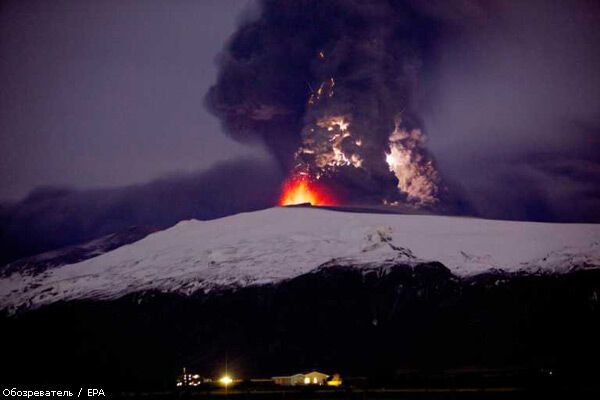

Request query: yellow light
[
  {"left": 219, "top": 375, "right": 233, "bottom": 386},
  {"left": 327, "top": 373, "right": 343, "bottom": 387}
]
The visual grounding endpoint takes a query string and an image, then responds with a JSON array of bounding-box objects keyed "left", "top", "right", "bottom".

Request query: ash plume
[
  {"left": 206, "top": 0, "right": 477, "bottom": 209},
  {"left": 0, "top": 159, "right": 283, "bottom": 266}
]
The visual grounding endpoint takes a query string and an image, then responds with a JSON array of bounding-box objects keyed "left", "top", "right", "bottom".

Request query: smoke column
[{"left": 206, "top": 0, "right": 478, "bottom": 208}]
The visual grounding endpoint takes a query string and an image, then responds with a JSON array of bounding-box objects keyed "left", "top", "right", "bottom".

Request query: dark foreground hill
[{"left": 1, "top": 263, "right": 599, "bottom": 392}]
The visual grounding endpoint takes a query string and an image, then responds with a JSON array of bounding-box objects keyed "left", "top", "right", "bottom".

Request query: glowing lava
[{"left": 279, "top": 176, "right": 336, "bottom": 206}]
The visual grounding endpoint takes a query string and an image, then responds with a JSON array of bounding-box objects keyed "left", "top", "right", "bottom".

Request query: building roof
[{"left": 304, "top": 371, "right": 329, "bottom": 378}]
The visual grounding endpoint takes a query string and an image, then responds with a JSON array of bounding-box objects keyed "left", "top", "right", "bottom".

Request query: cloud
[
  {"left": 0, "top": 158, "right": 284, "bottom": 265},
  {"left": 422, "top": 0, "right": 600, "bottom": 221}
]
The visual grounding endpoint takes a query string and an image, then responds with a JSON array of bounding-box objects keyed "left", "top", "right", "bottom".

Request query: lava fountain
[{"left": 278, "top": 176, "right": 336, "bottom": 206}]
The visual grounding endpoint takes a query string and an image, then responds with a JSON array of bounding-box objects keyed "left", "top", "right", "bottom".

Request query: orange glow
[{"left": 279, "top": 176, "right": 336, "bottom": 206}]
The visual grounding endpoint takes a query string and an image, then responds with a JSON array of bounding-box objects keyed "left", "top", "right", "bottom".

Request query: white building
[{"left": 272, "top": 371, "right": 329, "bottom": 386}]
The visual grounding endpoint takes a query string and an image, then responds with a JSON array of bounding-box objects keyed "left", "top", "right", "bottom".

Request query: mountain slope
[
  {"left": 2, "top": 263, "right": 600, "bottom": 389},
  {"left": 0, "top": 226, "right": 158, "bottom": 278},
  {"left": 1, "top": 207, "right": 598, "bottom": 311}
]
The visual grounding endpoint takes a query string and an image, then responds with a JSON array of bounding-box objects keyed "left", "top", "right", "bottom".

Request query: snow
[{"left": 1, "top": 207, "right": 599, "bottom": 311}]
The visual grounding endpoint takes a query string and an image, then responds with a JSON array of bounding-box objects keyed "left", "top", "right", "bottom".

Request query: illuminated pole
[{"left": 217, "top": 355, "right": 233, "bottom": 396}]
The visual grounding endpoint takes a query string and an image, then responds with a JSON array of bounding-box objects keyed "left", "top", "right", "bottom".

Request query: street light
[{"left": 219, "top": 375, "right": 233, "bottom": 387}]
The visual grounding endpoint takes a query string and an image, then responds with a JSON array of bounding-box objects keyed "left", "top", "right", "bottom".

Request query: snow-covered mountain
[{"left": 1, "top": 207, "right": 598, "bottom": 311}]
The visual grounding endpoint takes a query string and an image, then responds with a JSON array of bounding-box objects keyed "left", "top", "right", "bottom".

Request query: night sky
[
  {"left": 0, "top": 0, "right": 267, "bottom": 200},
  {"left": 0, "top": 0, "right": 599, "bottom": 264}
]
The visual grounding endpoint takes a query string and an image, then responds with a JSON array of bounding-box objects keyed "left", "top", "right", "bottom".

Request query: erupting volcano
[
  {"left": 207, "top": 0, "right": 456, "bottom": 211},
  {"left": 278, "top": 176, "right": 336, "bottom": 206}
]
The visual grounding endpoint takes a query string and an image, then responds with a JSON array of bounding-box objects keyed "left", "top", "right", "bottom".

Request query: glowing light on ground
[
  {"left": 219, "top": 375, "right": 233, "bottom": 386},
  {"left": 278, "top": 176, "right": 336, "bottom": 206}
]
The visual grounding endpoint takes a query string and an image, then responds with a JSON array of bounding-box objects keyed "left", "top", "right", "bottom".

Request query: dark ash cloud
[
  {"left": 208, "top": 0, "right": 599, "bottom": 221},
  {"left": 0, "top": 159, "right": 284, "bottom": 265},
  {"left": 423, "top": 0, "right": 600, "bottom": 222},
  {"left": 205, "top": 0, "right": 481, "bottom": 209}
]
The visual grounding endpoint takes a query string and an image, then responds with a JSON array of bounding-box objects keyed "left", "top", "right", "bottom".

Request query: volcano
[{"left": 1, "top": 206, "right": 598, "bottom": 312}]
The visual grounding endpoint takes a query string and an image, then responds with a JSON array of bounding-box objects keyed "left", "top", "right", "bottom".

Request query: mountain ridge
[{"left": 1, "top": 207, "right": 598, "bottom": 312}]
